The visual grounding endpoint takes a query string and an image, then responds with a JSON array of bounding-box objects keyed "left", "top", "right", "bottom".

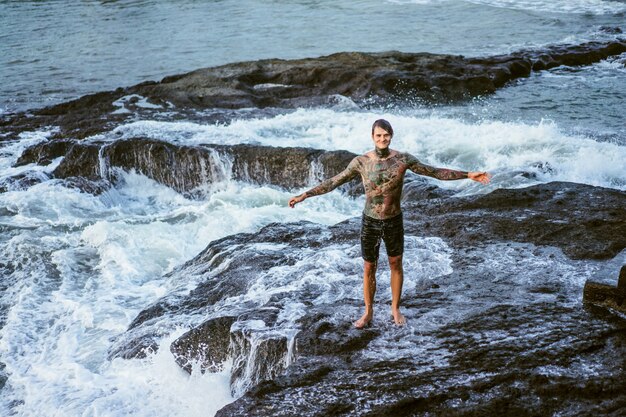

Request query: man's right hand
[{"left": 288, "top": 194, "right": 306, "bottom": 208}]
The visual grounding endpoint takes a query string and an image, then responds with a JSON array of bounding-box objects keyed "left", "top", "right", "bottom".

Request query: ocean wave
[{"left": 463, "top": 0, "right": 626, "bottom": 15}]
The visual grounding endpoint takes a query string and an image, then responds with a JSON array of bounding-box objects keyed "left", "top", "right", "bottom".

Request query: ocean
[{"left": 0, "top": 0, "right": 625, "bottom": 415}]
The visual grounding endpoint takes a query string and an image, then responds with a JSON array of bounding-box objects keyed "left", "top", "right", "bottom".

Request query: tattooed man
[{"left": 289, "top": 119, "right": 491, "bottom": 328}]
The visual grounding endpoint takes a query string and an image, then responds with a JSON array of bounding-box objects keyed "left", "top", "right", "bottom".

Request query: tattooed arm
[
  {"left": 405, "top": 153, "right": 468, "bottom": 180},
  {"left": 289, "top": 158, "right": 361, "bottom": 207},
  {"left": 405, "top": 153, "right": 491, "bottom": 184}
]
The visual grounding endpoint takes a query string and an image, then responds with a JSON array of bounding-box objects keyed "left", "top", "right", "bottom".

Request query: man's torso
[{"left": 354, "top": 150, "right": 411, "bottom": 219}]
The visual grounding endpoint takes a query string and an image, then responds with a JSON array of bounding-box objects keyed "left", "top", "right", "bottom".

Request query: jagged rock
[
  {"left": 2, "top": 39, "right": 625, "bottom": 141},
  {"left": 294, "top": 312, "right": 380, "bottom": 356},
  {"left": 229, "top": 327, "right": 291, "bottom": 396},
  {"left": 583, "top": 281, "right": 626, "bottom": 313},
  {"left": 14, "top": 139, "right": 74, "bottom": 166},
  {"left": 216, "top": 303, "right": 626, "bottom": 417},
  {"left": 60, "top": 177, "right": 110, "bottom": 195},
  {"left": 170, "top": 316, "right": 237, "bottom": 374},
  {"left": 52, "top": 142, "right": 101, "bottom": 180},
  {"left": 108, "top": 328, "right": 162, "bottom": 360},
  {"left": 19, "top": 138, "right": 359, "bottom": 195},
  {"left": 126, "top": 221, "right": 331, "bottom": 331}
]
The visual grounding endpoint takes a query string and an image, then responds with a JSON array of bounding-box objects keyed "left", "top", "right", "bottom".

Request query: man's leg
[
  {"left": 389, "top": 254, "right": 406, "bottom": 325},
  {"left": 354, "top": 260, "right": 377, "bottom": 328}
]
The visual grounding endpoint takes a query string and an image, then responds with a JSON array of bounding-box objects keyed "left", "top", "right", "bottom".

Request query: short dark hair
[{"left": 372, "top": 119, "right": 393, "bottom": 137}]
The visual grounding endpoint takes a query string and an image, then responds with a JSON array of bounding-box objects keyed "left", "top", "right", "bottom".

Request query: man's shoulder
[
  {"left": 352, "top": 153, "right": 371, "bottom": 164},
  {"left": 396, "top": 151, "right": 418, "bottom": 162},
  {"left": 347, "top": 154, "right": 368, "bottom": 170}
]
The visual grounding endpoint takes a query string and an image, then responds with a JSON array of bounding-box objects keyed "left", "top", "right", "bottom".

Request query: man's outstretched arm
[
  {"left": 289, "top": 158, "right": 360, "bottom": 208},
  {"left": 407, "top": 156, "right": 490, "bottom": 184}
]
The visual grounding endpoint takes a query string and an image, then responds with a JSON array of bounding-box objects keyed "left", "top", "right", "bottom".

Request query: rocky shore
[{"left": 109, "top": 180, "right": 625, "bottom": 416}]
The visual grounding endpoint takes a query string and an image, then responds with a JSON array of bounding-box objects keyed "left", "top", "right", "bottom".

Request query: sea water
[{"left": 1, "top": 0, "right": 625, "bottom": 415}]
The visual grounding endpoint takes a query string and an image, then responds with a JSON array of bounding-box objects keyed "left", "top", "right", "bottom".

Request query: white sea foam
[
  {"left": 0, "top": 129, "right": 56, "bottom": 173},
  {"left": 463, "top": 0, "right": 626, "bottom": 14},
  {"left": 388, "top": 0, "right": 626, "bottom": 14},
  {"left": 107, "top": 109, "right": 626, "bottom": 192},
  {"left": 112, "top": 94, "right": 168, "bottom": 114}
]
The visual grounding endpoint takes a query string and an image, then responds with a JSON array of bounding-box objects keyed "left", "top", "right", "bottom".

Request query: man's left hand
[{"left": 468, "top": 171, "right": 491, "bottom": 185}]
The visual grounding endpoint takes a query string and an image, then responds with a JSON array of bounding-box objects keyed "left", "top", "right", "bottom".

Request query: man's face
[{"left": 372, "top": 126, "right": 392, "bottom": 149}]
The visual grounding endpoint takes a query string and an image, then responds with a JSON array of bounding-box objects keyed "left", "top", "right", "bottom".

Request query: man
[{"left": 289, "top": 119, "right": 491, "bottom": 328}]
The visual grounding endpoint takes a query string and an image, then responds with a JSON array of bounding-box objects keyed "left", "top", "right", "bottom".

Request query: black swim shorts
[{"left": 360, "top": 213, "right": 404, "bottom": 262}]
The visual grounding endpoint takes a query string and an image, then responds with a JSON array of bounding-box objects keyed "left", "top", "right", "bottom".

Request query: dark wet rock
[
  {"left": 0, "top": 90, "right": 128, "bottom": 142},
  {"left": 2, "top": 40, "right": 625, "bottom": 141},
  {"left": 52, "top": 142, "right": 101, "bottom": 181},
  {"left": 0, "top": 361, "right": 6, "bottom": 391},
  {"left": 125, "top": 221, "right": 338, "bottom": 330},
  {"left": 60, "top": 177, "right": 110, "bottom": 195},
  {"left": 141, "top": 39, "right": 626, "bottom": 110},
  {"left": 107, "top": 333, "right": 160, "bottom": 360},
  {"left": 14, "top": 139, "right": 74, "bottom": 166},
  {"left": 19, "top": 138, "right": 359, "bottom": 195},
  {"left": 583, "top": 265, "right": 626, "bottom": 314},
  {"left": 170, "top": 315, "right": 237, "bottom": 374},
  {"left": 294, "top": 312, "right": 380, "bottom": 356},
  {"left": 108, "top": 300, "right": 185, "bottom": 360},
  {"left": 108, "top": 221, "right": 336, "bottom": 362},
  {"left": 584, "top": 280, "right": 626, "bottom": 313},
  {"left": 229, "top": 327, "right": 290, "bottom": 394},
  {"left": 217, "top": 301, "right": 626, "bottom": 417},
  {"left": 404, "top": 182, "right": 626, "bottom": 260}
]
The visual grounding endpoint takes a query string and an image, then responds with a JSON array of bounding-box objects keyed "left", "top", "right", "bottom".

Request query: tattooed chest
[{"left": 362, "top": 158, "right": 407, "bottom": 191}]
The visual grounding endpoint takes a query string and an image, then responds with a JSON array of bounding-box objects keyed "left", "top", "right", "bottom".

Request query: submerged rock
[{"left": 170, "top": 315, "right": 237, "bottom": 374}]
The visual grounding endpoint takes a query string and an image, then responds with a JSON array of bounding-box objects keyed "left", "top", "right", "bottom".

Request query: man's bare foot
[
  {"left": 391, "top": 309, "right": 406, "bottom": 326},
  {"left": 354, "top": 311, "right": 373, "bottom": 329}
]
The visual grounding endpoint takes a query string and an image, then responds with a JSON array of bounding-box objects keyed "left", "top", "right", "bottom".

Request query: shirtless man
[{"left": 289, "top": 119, "right": 491, "bottom": 328}]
